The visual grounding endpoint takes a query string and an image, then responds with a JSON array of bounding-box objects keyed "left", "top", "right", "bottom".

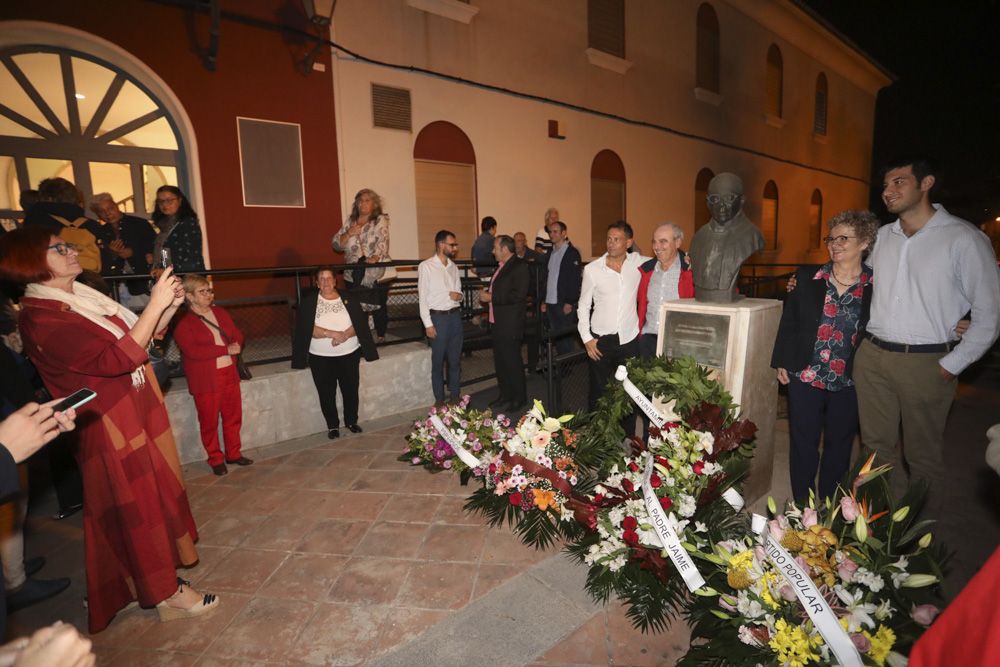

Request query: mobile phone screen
[
  {"left": 52, "top": 388, "right": 97, "bottom": 412},
  {"left": 159, "top": 248, "right": 172, "bottom": 269}
]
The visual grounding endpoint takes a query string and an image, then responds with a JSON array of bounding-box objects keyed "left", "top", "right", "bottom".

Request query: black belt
[
  {"left": 864, "top": 332, "right": 957, "bottom": 354},
  {"left": 430, "top": 308, "right": 460, "bottom": 315}
]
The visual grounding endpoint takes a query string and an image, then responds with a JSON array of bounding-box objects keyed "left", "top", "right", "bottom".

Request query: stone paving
[{"left": 7, "top": 368, "right": 998, "bottom": 666}]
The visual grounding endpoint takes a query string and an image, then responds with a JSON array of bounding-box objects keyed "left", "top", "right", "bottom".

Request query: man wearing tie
[{"left": 480, "top": 235, "right": 530, "bottom": 412}]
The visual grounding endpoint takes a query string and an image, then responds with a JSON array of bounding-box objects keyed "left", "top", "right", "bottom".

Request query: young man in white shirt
[
  {"left": 577, "top": 221, "right": 649, "bottom": 410},
  {"left": 418, "top": 230, "right": 464, "bottom": 406},
  {"left": 855, "top": 156, "right": 1000, "bottom": 516}
]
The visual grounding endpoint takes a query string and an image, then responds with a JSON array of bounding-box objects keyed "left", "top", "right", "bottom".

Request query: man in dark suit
[
  {"left": 480, "top": 235, "right": 529, "bottom": 412},
  {"left": 540, "top": 220, "right": 582, "bottom": 356}
]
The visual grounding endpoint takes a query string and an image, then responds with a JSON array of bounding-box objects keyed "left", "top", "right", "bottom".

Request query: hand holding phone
[
  {"left": 52, "top": 389, "right": 97, "bottom": 413},
  {"left": 158, "top": 248, "right": 172, "bottom": 269}
]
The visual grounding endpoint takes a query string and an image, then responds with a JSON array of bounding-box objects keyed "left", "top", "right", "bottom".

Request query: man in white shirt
[
  {"left": 418, "top": 230, "right": 464, "bottom": 406},
  {"left": 578, "top": 221, "right": 649, "bottom": 410},
  {"left": 855, "top": 156, "right": 1000, "bottom": 515}
]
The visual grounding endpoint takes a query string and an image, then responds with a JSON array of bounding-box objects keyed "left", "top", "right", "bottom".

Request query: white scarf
[{"left": 25, "top": 282, "right": 148, "bottom": 388}]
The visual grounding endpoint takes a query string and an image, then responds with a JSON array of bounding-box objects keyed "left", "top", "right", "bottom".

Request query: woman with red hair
[{"left": 0, "top": 227, "right": 218, "bottom": 633}]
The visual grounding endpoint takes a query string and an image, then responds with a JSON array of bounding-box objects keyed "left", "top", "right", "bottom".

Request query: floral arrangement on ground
[
  {"left": 677, "top": 455, "right": 946, "bottom": 667},
  {"left": 564, "top": 355, "right": 758, "bottom": 633},
  {"left": 400, "top": 395, "right": 514, "bottom": 482},
  {"left": 464, "top": 400, "right": 591, "bottom": 548}
]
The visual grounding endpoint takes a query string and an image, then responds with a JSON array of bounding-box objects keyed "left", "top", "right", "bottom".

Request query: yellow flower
[
  {"left": 726, "top": 550, "right": 756, "bottom": 590},
  {"left": 758, "top": 571, "right": 782, "bottom": 610},
  {"left": 781, "top": 530, "right": 805, "bottom": 552},
  {"left": 863, "top": 625, "right": 896, "bottom": 666},
  {"left": 769, "top": 618, "right": 822, "bottom": 667}
]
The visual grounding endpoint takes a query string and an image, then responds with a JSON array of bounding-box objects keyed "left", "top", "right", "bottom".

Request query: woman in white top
[{"left": 291, "top": 267, "right": 379, "bottom": 439}]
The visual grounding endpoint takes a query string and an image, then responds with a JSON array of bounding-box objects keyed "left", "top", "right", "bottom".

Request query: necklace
[{"left": 830, "top": 267, "right": 860, "bottom": 288}]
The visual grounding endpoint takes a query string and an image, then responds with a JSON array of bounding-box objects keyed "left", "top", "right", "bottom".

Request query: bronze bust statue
[{"left": 688, "top": 173, "right": 764, "bottom": 302}]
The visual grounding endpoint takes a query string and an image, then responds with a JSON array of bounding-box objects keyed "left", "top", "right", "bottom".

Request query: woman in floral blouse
[
  {"left": 151, "top": 186, "right": 205, "bottom": 273},
  {"left": 332, "top": 189, "right": 391, "bottom": 343},
  {"left": 771, "top": 210, "right": 878, "bottom": 503}
]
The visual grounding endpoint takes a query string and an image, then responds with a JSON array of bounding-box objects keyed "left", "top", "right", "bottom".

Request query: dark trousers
[
  {"left": 588, "top": 334, "right": 640, "bottom": 411},
  {"left": 308, "top": 349, "right": 361, "bottom": 429},
  {"left": 430, "top": 310, "right": 463, "bottom": 402},
  {"left": 492, "top": 332, "right": 526, "bottom": 406},
  {"left": 787, "top": 377, "right": 859, "bottom": 503},
  {"left": 638, "top": 333, "right": 658, "bottom": 360},
  {"left": 344, "top": 282, "right": 389, "bottom": 339},
  {"left": 546, "top": 304, "right": 577, "bottom": 356}
]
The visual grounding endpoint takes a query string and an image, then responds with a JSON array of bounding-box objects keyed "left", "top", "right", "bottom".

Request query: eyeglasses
[
  {"left": 707, "top": 194, "right": 740, "bottom": 205},
  {"left": 156, "top": 196, "right": 179, "bottom": 205},
  {"left": 823, "top": 235, "right": 857, "bottom": 246},
  {"left": 47, "top": 243, "right": 79, "bottom": 256}
]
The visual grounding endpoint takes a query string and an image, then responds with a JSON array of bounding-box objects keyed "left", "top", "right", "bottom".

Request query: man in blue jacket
[{"left": 540, "top": 220, "right": 582, "bottom": 356}]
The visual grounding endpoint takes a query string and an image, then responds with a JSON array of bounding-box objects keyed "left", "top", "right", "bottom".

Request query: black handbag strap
[{"left": 196, "top": 313, "right": 232, "bottom": 345}]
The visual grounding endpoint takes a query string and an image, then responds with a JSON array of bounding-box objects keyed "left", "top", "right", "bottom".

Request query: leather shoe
[
  {"left": 226, "top": 456, "right": 254, "bottom": 466},
  {"left": 52, "top": 503, "right": 83, "bottom": 520},
  {"left": 347, "top": 424, "right": 363, "bottom": 434},
  {"left": 24, "top": 557, "right": 45, "bottom": 578},
  {"left": 6, "top": 577, "right": 71, "bottom": 612},
  {"left": 328, "top": 428, "right": 340, "bottom": 439},
  {"left": 211, "top": 463, "right": 228, "bottom": 476}
]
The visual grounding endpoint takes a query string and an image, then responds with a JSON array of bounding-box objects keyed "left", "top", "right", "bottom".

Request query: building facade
[{"left": 330, "top": 0, "right": 891, "bottom": 263}]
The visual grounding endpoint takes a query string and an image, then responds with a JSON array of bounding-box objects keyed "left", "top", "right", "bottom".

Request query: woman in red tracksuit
[{"left": 173, "top": 275, "right": 253, "bottom": 476}]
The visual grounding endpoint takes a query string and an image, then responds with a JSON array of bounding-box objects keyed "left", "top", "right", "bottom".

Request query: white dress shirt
[
  {"left": 418, "top": 255, "right": 462, "bottom": 329},
  {"left": 577, "top": 252, "right": 649, "bottom": 345},
  {"left": 867, "top": 204, "right": 1000, "bottom": 374}
]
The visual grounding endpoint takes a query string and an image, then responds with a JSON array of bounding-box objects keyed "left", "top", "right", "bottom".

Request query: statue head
[{"left": 706, "top": 173, "right": 744, "bottom": 225}]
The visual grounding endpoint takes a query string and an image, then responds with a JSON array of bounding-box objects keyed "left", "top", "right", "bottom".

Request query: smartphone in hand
[
  {"left": 159, "top": 248, "right": 173, "bottom": 269},
  {"left": 52, "top": 388, "right": 97, "bottom": 412}
]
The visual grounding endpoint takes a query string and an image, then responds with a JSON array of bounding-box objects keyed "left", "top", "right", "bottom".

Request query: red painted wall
[{"left": 3, "top": 0, "right": 342, "bottom": 272}]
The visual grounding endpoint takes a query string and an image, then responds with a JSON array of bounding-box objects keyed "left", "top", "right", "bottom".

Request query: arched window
[
  {"left": 413, "top": 121, "right": 477, "bottom": 258},
  {"left": 695, "top": 4, "right": 720, "bottom": 93},
  {"left": 809, "top": 189, "right": 823, "bottom": 249},
  {"left": 0, "top": 46, "right": 184, "bottom": 217},
  {"left": 590, "top": 149, "right": 626, "bottom": 258},
  {"left": 814, "top": 73, "right": 828, "bottom": 135},
  {"left": 694, "top": 167, "right": 714, "bottom": 231},
  {"left": 765, "top": 44, "right": 783, "bottom": 118},
  {"left": 761, "top": 180, "right": 779, "bottom": 250}
]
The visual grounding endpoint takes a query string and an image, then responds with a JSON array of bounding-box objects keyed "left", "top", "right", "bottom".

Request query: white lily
[{"left": 834, "top": 585, "right": 877, "bottom": 632}]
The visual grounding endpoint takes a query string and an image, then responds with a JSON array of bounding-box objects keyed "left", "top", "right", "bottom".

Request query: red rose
[
  {"left": 509, "top": 492, "right": 523, "bottom": 506},
  {"left": 655, "top": 455, "right": 671, "bottom": 468},
  {"left": 823, "top": 303, "right": 838, "bottom": 317},
  {"left": 829, "top": 358, "right": 846, "bottom": 375},
  {"left": 692, "top": 461, "right": 705, "bottom": 475},
  {"left": 650, "top": 474, "right": 662, "bottom": 488},
  {"left": 817, "top": 324, "right": 834, "bottom": 341},
  {"left": 622, "top": 479, "right": 635, "bottom": 493},
  {"left": 622, "top": 516, "right": 638, "bottom": 530},
  {"left": 659, "top": 496, "right": 673, "bottom": 511},
  {"left": 593, "top": 493, "right": 604, "bottom": 503},
  {"left": 648, "top": 426, "right": 662, "bottom": 438},
  {"left": 628, "top": 462, "right": 640, "bottom": 473},
  {"left": 622, "top": 529, "right": 639, "bottom": 545}
]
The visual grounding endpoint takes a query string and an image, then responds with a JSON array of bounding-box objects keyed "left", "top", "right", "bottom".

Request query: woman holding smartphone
[{"left": 0, "top": 227, "right": 219, "bottom": 633}]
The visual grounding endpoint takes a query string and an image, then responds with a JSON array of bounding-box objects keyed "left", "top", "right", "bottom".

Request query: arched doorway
[
  {"left": 0, "top": 21, "right": 203, "bottom": 257},
  {"left": 590, "top": 149, "right": 625, "bottom": 258},
  {"left": 413, "top": 121, "right": 477, "bottom": 258}
]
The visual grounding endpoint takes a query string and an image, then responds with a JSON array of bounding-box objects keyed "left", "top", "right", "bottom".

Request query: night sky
[{"left": 804, "top": 0, "right": 1000, "bottom": 225}]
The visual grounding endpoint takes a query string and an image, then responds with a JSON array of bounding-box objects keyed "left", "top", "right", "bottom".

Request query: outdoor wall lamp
[{"left": 301, "top": 0, "right": 337, "bottom": 73}]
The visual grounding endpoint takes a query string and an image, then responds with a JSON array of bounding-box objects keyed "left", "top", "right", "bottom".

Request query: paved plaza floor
[{"left": 7, "top": 368, "right": 998, "bottom": 666}]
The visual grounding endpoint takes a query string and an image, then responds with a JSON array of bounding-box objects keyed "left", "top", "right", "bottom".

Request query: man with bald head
[
  {"left": 688, "top": 173, "right": 764, "bottom": 302},
  {"left": 636, "top": 223, "right": 694, "bottom": 359}
]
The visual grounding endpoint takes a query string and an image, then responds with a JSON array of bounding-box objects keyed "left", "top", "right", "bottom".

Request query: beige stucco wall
[{"left": 329, "top": 0, "right": 889, "bottom": 264}]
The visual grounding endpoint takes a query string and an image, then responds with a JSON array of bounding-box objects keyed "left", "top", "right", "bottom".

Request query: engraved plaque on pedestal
[{"left": 660, "top": 311, "right": 731, "bottom": 370}]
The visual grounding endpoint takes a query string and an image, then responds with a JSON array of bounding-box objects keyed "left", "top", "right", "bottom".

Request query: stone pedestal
[{"left": 656, "top": 298, "right": 782, "bottom": 503}]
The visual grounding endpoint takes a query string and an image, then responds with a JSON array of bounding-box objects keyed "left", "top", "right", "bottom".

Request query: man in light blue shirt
[{"left": 854, "top": 156, "right": 1000, "bottom": 517}]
